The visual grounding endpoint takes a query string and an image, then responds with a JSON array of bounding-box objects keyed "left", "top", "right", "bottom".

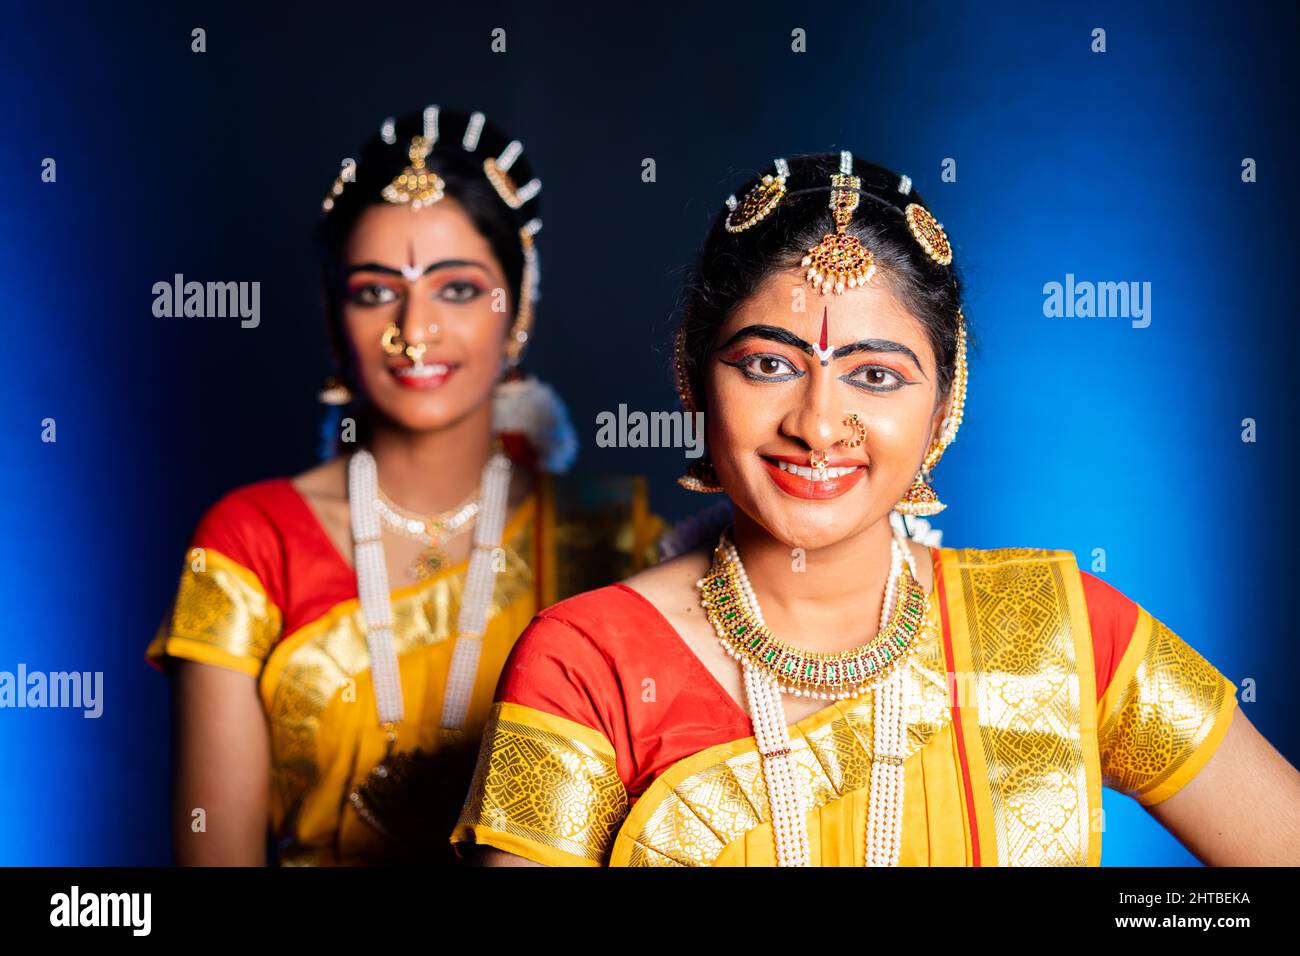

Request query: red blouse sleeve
[
  {"left": 495, "top": 608, "right": 624, "bottom": 745},
  {"left": 1078, "top": 569, "right": 1140, "bottom": 702},
  {"left": 147, "top": 481, "right": 291, "bottom": 677}
]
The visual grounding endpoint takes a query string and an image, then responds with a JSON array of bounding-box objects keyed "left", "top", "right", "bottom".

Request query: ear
[{"left": 928, "top": 392, "right": 948, "bottom": 447}]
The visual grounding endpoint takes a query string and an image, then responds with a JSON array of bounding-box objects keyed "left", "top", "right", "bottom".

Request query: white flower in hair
[{"left": 492, "top": 375, "right": 578, "bottom": 474}]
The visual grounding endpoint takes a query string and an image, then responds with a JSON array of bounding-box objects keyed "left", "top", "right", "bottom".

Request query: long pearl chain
[
  {"left": 347, "top": 448, "right": 512, "bottom": 738},
  {"left": 716, "top": 521, "right": 919, "bottom": 867}
]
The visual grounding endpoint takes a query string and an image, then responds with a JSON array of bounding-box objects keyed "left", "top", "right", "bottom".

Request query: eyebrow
[
  {"left": 716, "top": 324, "right": 927, "bottom": 375},
  {"left": 344, "top": 259, "right": 492, "bottom": 278}
]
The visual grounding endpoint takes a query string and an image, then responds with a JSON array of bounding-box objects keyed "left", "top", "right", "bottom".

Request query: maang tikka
[{"left": 802, "top": 151, "right": 876, "bottom": 295}]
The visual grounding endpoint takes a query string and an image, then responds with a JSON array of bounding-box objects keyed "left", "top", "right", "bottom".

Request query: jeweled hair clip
[
  {"left": 482, "top": 138, "right": 542, "bottom": 210},
  {"left": 904, "top": 202, "right": 953, "bottom": 265},
  {"left": 724, "top": 158, "right": 789, "bottom": 233}
]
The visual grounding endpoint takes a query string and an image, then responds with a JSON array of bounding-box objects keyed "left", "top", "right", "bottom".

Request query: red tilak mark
[{"left": 819, "top": 306, "right": 829, "bottom": 353}]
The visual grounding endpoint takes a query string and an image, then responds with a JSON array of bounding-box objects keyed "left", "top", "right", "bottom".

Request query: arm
[
  {"left": 1146, "top": 708, "right": 1300, "bottom": 866},
  {"left": 170, "top": 660, "right": 271, "bottom": 866},
  {"left": 473, "top": 846, "right": 545, "bottom": 867}
]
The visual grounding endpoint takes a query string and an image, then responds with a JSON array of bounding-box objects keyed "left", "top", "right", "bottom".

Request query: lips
[
  {"left": 389, "top": 361, "right": 458, "bottom": 391},
  {"left": 761, "top": 454, "right": 866, "bottom": 500}
]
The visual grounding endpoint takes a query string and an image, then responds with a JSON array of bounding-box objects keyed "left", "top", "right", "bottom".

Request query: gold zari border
[{"left": 453, "top": 701, "right": 628, "bottom": 865}]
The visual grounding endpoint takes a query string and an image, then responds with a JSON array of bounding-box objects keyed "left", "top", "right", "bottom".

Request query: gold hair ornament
[
  {"left": 382, "top": 135, "right": 446, "bottom": 209},
  {"left": 802, "top": 151, "right": 876, "bottom": 295},
  {"left": 724, "top": 158, "right": 790, "bottom": 233},
  {"left": 904, "top": 203, "right": 953, "bottom": 266}
]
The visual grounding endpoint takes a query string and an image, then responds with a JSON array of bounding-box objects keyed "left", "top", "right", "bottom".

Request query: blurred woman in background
[{"left": 149, "top": 107, "right": 662, "bottom": 865}]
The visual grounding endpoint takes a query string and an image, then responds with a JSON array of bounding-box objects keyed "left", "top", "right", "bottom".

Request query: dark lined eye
[{"left": 846, "top": 365, "right": 905, "bottom": 391}]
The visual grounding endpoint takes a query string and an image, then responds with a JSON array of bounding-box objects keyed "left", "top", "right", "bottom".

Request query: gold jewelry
[
  {"left": 505, "top": 221, "right": 541, "bottom": 367},
  {"left": 839, "top": 413, "right": 866, "bottom": 448},
  {"left": 904, "top": 203, "right": 953, "bottom": 266},
  {"left": 801, "top": 151, "right": 876, "bottom": 295},
  {"left": 679, "top": 457, "right": 724, "bottom": 494},
  {"left": 380, "top": 323, "right": 427, "bottom": 364},
  {"left": 318, "top": 376, "right": 353, "bottom": 406},
  {"left": 724, "top": 158, "right": 789, "bottom": 233},
  {"left": 673, "top": 324, "right": 723, "bottom": 492},
  {"left": 382, "top": 135, "right": 446, "bottom": 209},
  {"left": 483, "top": 141, "right": 542, "bottom": 210},
  {"left": 896, "top": 311, "right": 967, "bottom": 515},
  {"left": 699, "top": 539, "right": 929, "bottom": 697},
  {"left": 809, "top": 449, "right": 831, "bottom": 482},
  {"left": 381, "top": 323, "right": 404, "bottom": 356},
  {"left": 375, "top": 486, "right": 481, "bottom": 581}
]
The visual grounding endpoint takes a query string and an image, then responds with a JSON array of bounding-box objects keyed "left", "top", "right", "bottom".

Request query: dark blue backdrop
[{"left": 1, "top": 1, "right": 1295, "bottom": 864}]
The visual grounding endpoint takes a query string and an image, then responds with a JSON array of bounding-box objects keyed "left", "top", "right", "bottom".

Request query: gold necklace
[
  {"left": 698, "top": 538, "right": 929, "bottom": 699},
  {"left": 374, "top": 487, "right": 480, "bottom": 580}
]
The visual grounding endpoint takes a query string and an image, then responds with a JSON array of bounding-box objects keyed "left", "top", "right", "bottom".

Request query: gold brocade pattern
[
  {"left": 1099, "top": 616, "right": 1230, "bottom": 801},
  {"left": 264, "top": 511, "right": 537, "bottom": 852},
  {"left": 618, "top": 607, "right": 949, "bottom": 867},
  {"left": 954, "top": 548, "right": 1091, "bottom": 866},
  {"left": 151, "top": 550, "right": 282, "bottom": 670},
  {"left": 456, "top": 703, "right": 628, "bottom": 863}
]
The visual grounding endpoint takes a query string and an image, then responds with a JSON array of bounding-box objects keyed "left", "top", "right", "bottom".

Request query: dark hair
[
  {"left": 678, "top": 153, "right": 970, "bottom": 416},
  {"left": 316, "top": 108, "right": 541, "bottom": 381}
]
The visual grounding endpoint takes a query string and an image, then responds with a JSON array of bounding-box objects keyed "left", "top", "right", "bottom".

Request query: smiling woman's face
[
  {"left": 340, "top": 199, "right": 511, "bottom": 433},
  {"left": 704, "top": 265, "right": 946, "bottom": 551}
]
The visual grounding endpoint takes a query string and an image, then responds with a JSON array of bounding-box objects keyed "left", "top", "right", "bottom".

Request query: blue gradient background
[{"left": 1, "top": 1, "right": 1295, "bottom": 864}]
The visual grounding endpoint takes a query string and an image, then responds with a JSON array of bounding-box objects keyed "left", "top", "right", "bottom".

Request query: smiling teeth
[
  {"left": 396, "top": 364, "right": 450, "bottom": 378},
  {"left": 777, "top": 460, "right": 859, "bottom": 479}
]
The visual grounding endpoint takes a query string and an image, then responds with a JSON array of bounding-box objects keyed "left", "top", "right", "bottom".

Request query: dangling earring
[
  {"left": 318, "top": 376, "right": 353, "bottom": 406},
  {"left": 673, "top": 325, "right": 722, "bottom": 493},
  {"left": 679, "top": 456, "right": 723, "bottom": 493},
  {"left": 895, "top": 310, "right": 968, "bottom": 516},
  {"left": 895, "top": 461, "right": 945, "bottom": 516}
]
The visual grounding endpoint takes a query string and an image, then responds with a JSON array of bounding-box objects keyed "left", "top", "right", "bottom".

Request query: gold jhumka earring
[
  {"left": 895, "top": 311, "right": 967, "bottom": 515},
  {"left": 674, "top": 325, "right": 723, "bottom": 493}
]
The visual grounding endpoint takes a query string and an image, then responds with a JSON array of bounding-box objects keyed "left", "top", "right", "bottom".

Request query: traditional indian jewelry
[
  {"left": 898, "top": 174, "right": 912, "bottom": 195},
  {"left": 318, "top": 376, "right": 353, "bottom": 406},
  {"left": 839, "top": 412, "right": 866, "bottom": 448},
  {"left": 380, "top": 322, "right": 429, "bottom": 365},
  {"left": 809, "top": 449, "right": 831, "bottom": 483},
  {"left": 506, "top": 219, "right": 542, "bottom": 367},
  {"left": 904, "top": 202, "right": 952, "bottom": 266},
  {"left": 724, "top": 158, "right": 789, "bottom": 233},
  {"left": 374, "top": 487, "right": 481, "bottom": 581},
  {"left": 346, "top": 446, "right": 513, "bottom": 828},
  {"left": 381, "top": 134, "right": 446, "bottom": 209},
  {"left": 699, "top": 524, "right": 928, "bottom": 866},
  {"left": 700, "top": 532, "right": 928, "bottom": 700},
  {"left": 895, "top": 309, "right": 967, "bottom": 515},
  {"left": 801, "top": 151, "right": 876, "bottom": 295},
  {"left": 674, "top": 324, "right": 724, "bottom": 493},
  {"left": 483, "top": 140, "right": 542, "bottom": 210}
]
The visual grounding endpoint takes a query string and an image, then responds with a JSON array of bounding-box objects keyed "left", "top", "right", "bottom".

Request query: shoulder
[{"left": 192, "top": 477, "right": 300, "bottom": 554}]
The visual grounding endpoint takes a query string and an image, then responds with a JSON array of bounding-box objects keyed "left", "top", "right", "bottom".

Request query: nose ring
[{"left": 838, "top": 413, "right": 866, "bottom": 449}]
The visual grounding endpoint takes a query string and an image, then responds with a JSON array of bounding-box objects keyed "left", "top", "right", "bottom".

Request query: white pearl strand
[
  {"left": 719, "top": 521, "right": 918, "bottom": 866},
  {"left": 348, "top": 449, "right": 512, "bottom": 736}
]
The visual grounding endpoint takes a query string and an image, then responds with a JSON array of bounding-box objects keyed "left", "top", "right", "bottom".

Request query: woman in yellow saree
[
  {"left": 148, "top": 107, "right": 661, "bottom": 865},
  {"left": 452, "top": 151, "right": 1300, "bottom": 866}
]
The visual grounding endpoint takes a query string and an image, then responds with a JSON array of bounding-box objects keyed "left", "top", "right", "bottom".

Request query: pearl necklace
[
  {"left": 700, "top": 523, "right": 927, "bottom": 867},
  {"left": 347, "top": 448, "right": 512, "bottom": 737}
]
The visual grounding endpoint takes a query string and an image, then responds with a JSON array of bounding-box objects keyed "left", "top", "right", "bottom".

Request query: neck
[
  {"left": 730, "top": 510, "right": 899, "bottom": 653},
  {"left": 366, "top": 401, "right": 494, "bottom": 514}
]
